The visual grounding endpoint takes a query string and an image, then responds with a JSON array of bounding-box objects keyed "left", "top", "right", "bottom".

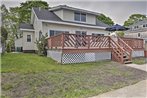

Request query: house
[
  {"left": 124, "top": 18, "right": 147, "bottom": 40},
  {"left": 15, "top": 5, "right": 110, "bottom": 53}
]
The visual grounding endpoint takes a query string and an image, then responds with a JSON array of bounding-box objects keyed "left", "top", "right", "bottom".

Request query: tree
[
  {"left": 1, "top": 26, "right": 8, "bottom": 53},
  {"left": 14, "top": 0, "right": 49, "bottom": 23},
  {"left": 35, "top": 33, "right": 48, "bottom": 56},
  {"left": 124, "top": 14, "right": 147, "bottom": 26},
  {"left": 1, "top": 26, "right": 8, "bottom": 42},
  {"left": 116, "top": 31, "right": 124, "bottom": 37},
  {"left": 1, "top": 1, "right": 49, "bottom": 52},
  {"left": 97, "top": 14, "right": 114, "bottom": 26}
]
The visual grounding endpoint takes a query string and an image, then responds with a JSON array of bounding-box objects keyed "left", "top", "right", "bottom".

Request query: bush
[
  {"left": 35, "top": 33, "right": 48, "bottom": 56},
  {"left": 117, "top": 31, "right": 124, "bottom": 37}
]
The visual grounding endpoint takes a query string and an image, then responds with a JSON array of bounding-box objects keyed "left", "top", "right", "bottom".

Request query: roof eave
[
  {"left": 41, "top": 19, "right": 106, "bottom": 29},
  {"left": 20, "top": 28, "right": 35, "bottom": 32},
  {"left": 49, "top": 6, "right": 101, "bottom": 16}
]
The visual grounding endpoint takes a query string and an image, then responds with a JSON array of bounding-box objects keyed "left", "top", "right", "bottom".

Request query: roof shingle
[{"left": 19, "top": 23, "right": 34, "bottom": 30}]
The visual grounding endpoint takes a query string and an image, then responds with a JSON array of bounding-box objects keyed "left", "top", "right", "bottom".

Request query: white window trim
[
  {"left": 27, "top": 35, "right": 32, "bottom": 42},
  {"left": 74, "top": 12, "right": 86, "bottom": 22}
]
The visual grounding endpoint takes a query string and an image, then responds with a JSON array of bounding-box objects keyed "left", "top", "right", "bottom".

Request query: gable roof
[
  {"left": 33, "top": 7, "right": 109, "bottom": 28},
  {"left": 49, "top": 5, "right": 101, "bottom": 16},
  {"left": 19, "top": 23, "right": 34, "bottom": 30},
  {"left": 33, "top": 7, "right": 62, "bottom": 21}
]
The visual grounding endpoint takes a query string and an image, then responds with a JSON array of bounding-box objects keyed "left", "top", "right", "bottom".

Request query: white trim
[
  {"left": 41, "top": 19, "right": 106, "bottom": 29},
  {"left": 20, "top": 28, "right": 35, "bottom": 32},
  {"left": 32, "top": 8, "right": 39, "bottom": 21},
  {"left": 27, "top": 35, "right": 32, "bottom": 42}
]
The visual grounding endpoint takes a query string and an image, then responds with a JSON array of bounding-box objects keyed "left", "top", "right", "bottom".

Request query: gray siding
[
  {"left": 42, "top": 23, "right": 109, "bottom": 37},
  {"left": 132, "top": 50, "right": 144, "bottom": 57},
  {"left": 47, "top": 50, "right": 62, "bottom": 63},
  {"left": 22, "top": 31, "right": 35, "bottom": 50},
  {"left": 53, "top": 9, "right": 97, "bottom": 25}
]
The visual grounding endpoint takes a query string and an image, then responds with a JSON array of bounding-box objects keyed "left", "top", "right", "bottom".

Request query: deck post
[
  {"left": 61, "top": 33, "right": 64, "bottom": 49},
  {"left": 108, "top": 37, "right": 111, "bottom": 48},
  {"left": 87, "top": 36, "right": 90, "bottom": 49}
]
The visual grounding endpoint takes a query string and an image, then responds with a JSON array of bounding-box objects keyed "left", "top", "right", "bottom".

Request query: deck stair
[{"left": 110, "top": 37, "right": 133, "bottom": 64}]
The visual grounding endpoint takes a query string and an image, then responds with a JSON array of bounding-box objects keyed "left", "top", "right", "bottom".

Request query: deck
[{"left": 47, "top": 33, "right": 144, "bottom": 64}]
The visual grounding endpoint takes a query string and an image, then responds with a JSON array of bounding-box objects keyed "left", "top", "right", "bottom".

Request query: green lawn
[
  {"left": 132, "top": 57, "right": 146, "bottom": 65},
  {"left": 1, "top": 53, "right": 147, "bottom": 98}
]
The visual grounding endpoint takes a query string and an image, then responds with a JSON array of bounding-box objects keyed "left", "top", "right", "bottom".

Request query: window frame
[
  {"left": 74, "top": 12, "right": 86, "bottom": 22},
  {"left": 74, "top": 12, "right": 80, "bottom": 21},
  {"left": 27, "top": 35, "right": 31, "bottom": 42},
  {"left": 81, "top": 13, "right": 86, "bottom": 22},
  {"left": 138, "top": 33, "right": 140, "bottom": 37}
]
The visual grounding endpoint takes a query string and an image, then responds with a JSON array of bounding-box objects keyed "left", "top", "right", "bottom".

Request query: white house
[
  {"left": 124, "top": 18, "right": 147, "bottom": 40},
  {"left": 15, "top": 5, "right": 110, "bottom": 52}
]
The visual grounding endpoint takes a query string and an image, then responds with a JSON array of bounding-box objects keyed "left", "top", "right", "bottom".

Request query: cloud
[{"left": 2, "top": 0, "right": 147, "bottom": 25}]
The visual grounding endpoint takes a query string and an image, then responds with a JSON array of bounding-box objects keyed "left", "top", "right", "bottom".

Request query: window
[
  {"left": 92, "top": 33, "right": 104, "bottom": 36},
  {"left": 92, "top": 33, "right": 104, "bottom": 42},
  {"left": 74, "top": 12, "right": 86, "bottom": 22},
  {"left": 81, "top": 13, "right": 86, "bottom": 22},
  {"left": 143, "top": 24, "right": 146, "bottom": 27},
  {"left": 75, "top": 31, "right": 87, "bottom": 35},
  {"left": 50, "top": 30, "right": 54, "bottom": 36},
  {"left": 134, "top": 26, "right": 139, "bottom": 29},
  {"left": 138, "top": 33, "right": 140, "bottom": 37},
  {"left": 27, "top": 35, "right": 31, "bottom": 42},
  {"left": 49, "top": 30, "right": 69, "bottom": 37},
  {"left": 74, "top": 12, "right": 80, "bottom": 21}
]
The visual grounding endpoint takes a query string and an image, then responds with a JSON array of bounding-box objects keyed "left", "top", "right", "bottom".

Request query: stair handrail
[
  {"left": 110, "top": 37, "right": 125, "bottom": 52},
  {"left": 118, "top": 37, "right": 133, "bottom": 62},
  {"left": 109, "top": 37, "right": 125, "bottom": 63},
  {"left": 118, "top": 37, "right": 133, "bottom": 52}
]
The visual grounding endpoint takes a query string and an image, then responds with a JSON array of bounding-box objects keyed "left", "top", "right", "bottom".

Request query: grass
[
  {"left": 132, "top": 57, "right": 146, "bottom": 65},
  {"left": 1, "top": 53, "right": 147, "bottom": 98},
  {"left": 1, "top": 53, "right": 110, "bottom": 73}
]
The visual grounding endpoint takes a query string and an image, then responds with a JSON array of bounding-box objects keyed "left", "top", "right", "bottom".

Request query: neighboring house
[
  {"left": 15, "top": 5, "right": 110, "bottom": 52},
  {"left": 124, "top": 18, "right": 147, "bottom": 40}
]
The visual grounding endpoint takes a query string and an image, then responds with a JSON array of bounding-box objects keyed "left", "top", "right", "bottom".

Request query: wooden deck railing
[
  {"left": 48, "top": 34, "right": 63, "bottom": 49},
  {"left": 120, "top": 37, "right": 144, "bottom": 50},
  {"left": 48, "top": 33, "right": 110, "bottom": 50}
]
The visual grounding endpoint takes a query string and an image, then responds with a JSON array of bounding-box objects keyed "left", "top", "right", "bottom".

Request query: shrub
[{"left": 35, "top": 33, "right": 48, "bottom": 56}]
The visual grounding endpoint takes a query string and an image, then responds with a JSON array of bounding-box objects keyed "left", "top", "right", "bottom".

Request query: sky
[{"left": 1, "top": 0, "right": 147, "bottom": 25}]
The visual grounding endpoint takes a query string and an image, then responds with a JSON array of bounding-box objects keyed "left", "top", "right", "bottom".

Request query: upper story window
[
  {"left": 74, "top": 12, "right": 80, "bottom": 21},
  {"left": 74, "top": 12, "right": 86, "bottom": 22},
  {"left": 27, "top": 35, "right": 31, "bottom": 42},
  {"left": 81, "top": 13, "right": 86, "bottom": 22}
]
